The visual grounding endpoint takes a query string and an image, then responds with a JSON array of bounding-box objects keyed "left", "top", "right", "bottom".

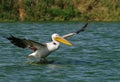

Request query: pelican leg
[
  {"left": 39, "top": 58, "right": 54, "bottom": 64},
  {"left": 43, "top": 58, "right": 48, "bottom": 62},
  {"left": 40, "top": 58, "right": 48, "bottom": 63}
]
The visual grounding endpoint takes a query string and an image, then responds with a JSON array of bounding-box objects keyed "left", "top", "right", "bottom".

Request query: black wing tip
[
  {"left": 84, "top": 23, "right": 89, "bottom": 27},
  {"left": 75, "top": 23, "right": 89, "bottom": 34},
  {"left": 6, "top": 35, "right": 27, "bottom": 48},
  {"left": 5, "top": 34, "right": 15, "bottom": 40}
]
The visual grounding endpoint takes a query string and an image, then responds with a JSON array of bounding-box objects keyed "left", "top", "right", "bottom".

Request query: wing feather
[
  {"left": 62, "top": 23, "right": 88, "bottom": 38},
  {"left": 6, "top": 35, "right": 46, "bottom": 51}
]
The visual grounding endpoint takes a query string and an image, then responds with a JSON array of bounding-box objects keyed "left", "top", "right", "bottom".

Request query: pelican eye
[{"left": 53, "top": 42, "right": 56, "bottom": 45}]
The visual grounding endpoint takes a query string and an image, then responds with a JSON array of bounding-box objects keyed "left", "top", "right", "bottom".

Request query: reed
[{"left": 0, "top": 0, "right": 120, "bottom": 22}]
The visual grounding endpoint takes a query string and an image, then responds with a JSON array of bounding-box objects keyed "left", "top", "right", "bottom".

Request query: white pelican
[{"left": 6, "top": 23, "right": 88, "bottom": 63}]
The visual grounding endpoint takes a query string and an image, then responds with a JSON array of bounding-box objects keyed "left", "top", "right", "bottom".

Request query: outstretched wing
[
  {"left": 62, "top": 23, "right": 88, "bottom": 38},
  {"left": 6, "top": 35, "right": 46, "bottom": 51}
]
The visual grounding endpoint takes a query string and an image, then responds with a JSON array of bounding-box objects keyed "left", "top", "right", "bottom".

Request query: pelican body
[
  {"left": 27, "top": 33, "right": 72, "bottom": 62},
  {"left": 6, "top": 23, "right": 88, "bottom": 63}
]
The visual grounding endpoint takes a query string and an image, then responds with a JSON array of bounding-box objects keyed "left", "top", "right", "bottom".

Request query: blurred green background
[{"left": 0, "top": 0, "right": 120, "bottom": 22}]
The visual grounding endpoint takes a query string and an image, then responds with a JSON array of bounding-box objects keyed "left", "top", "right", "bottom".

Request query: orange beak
[{"left": 54, "top": 36, "right": 73, "bottom": 46}]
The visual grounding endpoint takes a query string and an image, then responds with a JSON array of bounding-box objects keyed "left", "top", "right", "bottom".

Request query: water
[{"left": 0, "top": 22, "right": 120, "bottom": 82}]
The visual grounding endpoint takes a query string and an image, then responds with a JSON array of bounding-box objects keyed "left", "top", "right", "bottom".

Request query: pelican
[{"left": 6, "top": 23, "right": 88, "bottom": 63}]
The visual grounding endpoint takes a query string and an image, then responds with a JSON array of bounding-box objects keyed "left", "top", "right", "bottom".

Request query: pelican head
[{"left": 52, "top": 33, "right": 73, "bottom": 46}]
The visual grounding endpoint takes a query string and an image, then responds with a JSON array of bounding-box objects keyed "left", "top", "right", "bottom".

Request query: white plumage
[{"left": 6, "top": 23, "right": 88, "bottom": 63}]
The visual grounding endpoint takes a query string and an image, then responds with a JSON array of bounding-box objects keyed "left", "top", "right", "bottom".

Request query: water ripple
[{"left": 0, "top": 22, "right": 120, "bottom": 82}]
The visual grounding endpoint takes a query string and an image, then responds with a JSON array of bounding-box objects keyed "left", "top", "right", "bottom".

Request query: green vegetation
[{"left": 0, "top": 0, "right": 120, "bottom": 22}]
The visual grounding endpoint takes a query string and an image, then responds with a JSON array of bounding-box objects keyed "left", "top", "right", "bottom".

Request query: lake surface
[{"left": 0, "top": 22, "right": 120, "bottom": 82}]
